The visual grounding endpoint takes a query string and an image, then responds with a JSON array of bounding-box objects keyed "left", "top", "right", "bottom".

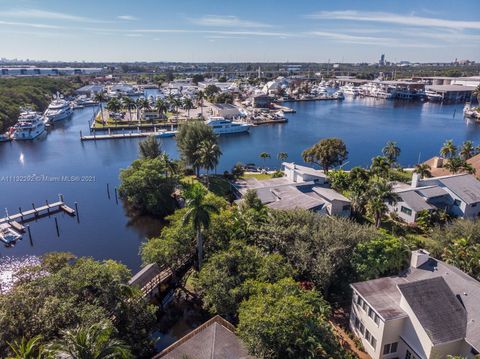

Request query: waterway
[{"left": 0, "top": 96, "right": 478, "bottom": 272}]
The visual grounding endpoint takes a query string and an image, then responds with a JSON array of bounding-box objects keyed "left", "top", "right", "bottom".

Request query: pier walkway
[{"left": 80, "top": 130, "right": 176, "bottom": 141}]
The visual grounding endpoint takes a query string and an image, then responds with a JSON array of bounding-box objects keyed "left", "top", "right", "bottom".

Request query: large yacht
[
  {"left": 13, "top": 110, "right": 46, "bottom": 140},
  {"left": 44, "top": 95, "right": 73, "bottom": 123},
  {"left": 341, "top": 84, "right": 360, "bottom": 97},
  {"left": 206, "top": 117, "right": 250, "bottom": 135}
]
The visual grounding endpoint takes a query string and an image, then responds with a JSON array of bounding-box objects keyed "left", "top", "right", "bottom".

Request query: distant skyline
[{"left": 0, "top": 0, "right": 479, "bottom": 63}]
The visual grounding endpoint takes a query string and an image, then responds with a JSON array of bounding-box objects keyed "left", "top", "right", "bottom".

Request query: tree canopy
[{"left": 302, "top": 138, "right": 348, "bottom": 173}]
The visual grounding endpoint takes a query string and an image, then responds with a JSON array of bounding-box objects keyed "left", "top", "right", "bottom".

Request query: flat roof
[{"left": 426, "top": 85, "right": 475, "bottom": 92}]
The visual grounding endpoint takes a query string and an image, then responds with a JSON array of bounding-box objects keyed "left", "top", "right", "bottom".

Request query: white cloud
[
  {"left": 307, "top": 10, "right": 480, "bottom": 30},
  {"left": 118, "top": 15, "right": 138, "bottom": 21},
  {"left": 0, "top": 8, "right": 109, "bottom": 23},
  {"left": 189, "top": 15, "right": 271, "bottom": 28},
  {"left": 0, "top": 19, "right": 62, "bottom": 29}
]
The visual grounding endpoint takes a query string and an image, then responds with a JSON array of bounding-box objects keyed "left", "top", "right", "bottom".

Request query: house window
[
  {"left": 384, "top": 342, "right": 398, "bottom": 354},
  {"left": 365, "top": 329, "right": 371, "bottom": 342},
  {"left": 374, "top": 313, "right": 380, "bottom": 325},
  {"left": 371, "top": 336, "right": 377, "bottom": 350},
  {"left": 362, "top": 301, "right": 368, "bottom": 312},
  {"left": 368, "top": 307, "right": 374, "bottom": 319},
  {"left": 405, "top": 350, "right": 412, "bottom": 359},
  {"left": 343, "top": 204, "right": 351, "bottom": 211},
  {"left": 454, "top": 199, "right": 461, "bottom": 207},
  {"left": 359, "top": 322, "right": 365, "bottom": 335},
  {"left": 472, "top": 203, "right": 478, "bottom": 208},
  {"left": 401, "top": 206, "right": 412, "bottom": 215},
  {"left": 355, "top": 317, "right": 360, "bottom": 330},
  {"left": 357, "top": 296, "right": 363, "bottom": 306}
]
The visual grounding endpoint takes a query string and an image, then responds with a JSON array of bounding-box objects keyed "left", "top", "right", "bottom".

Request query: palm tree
[
  {"left": 277, "top": 152, "right": 288, "bottom": 162},
  {"left": 183, "top": 98, "right": 194, "bottom": 118},
  {"left": 155, "top": 98, "right": 168, "bottom": 120},
  {"left": 196, "top": 90, "right": 205, "bottom": 118},
  {"left": 8, "top": 335, "right": 45, "bottom": 359},
  {"left": 172, "top": 98, "right": 182, "bottom": 118},
  {"left": 49, "top": 322, "right": 132, "bottom": 359},
  {"left": 160, "top": 152, "right": 177, "bottom": 178},
  {"left": 473, "top": 84, "right": 480, "bottom": 104},
  {"left": 259, "top": 152, "right": 271, "bottom": 168},
  {"left": 182, "top": 183, "right": 219, "bottom": 269},
  {"left": 444, "top": 157, "right": 464, "bottom": 174},
  {"left": 382, "top": 141, "right": 401, "bottom": 164},
  {"left": 195, "top": 139, "right": 222, "bottom": 186},
  {"left": 414, "top": 163, "right": 432, "bottom": 178},
  {"left": 440, "top": 139, "right": 457, "bottom": 159},
  {"left": 121, "top": 96, "right": 135, "bottom": 125},
  {"left": 460, "top": 140, "right": 475, "bottom": 160},
  {"left": 366, "top": 178, "right": 399, "bottom": 228},
  {"left": 135, "top": 98, "right": 147, "bottom": 123},
  {"left": 370, "top": 156, "right": 391, "bottom": 178},
  {"left": 94, "top": 92, "right": 107, "bottom": 124},
  {"left": 139, "top": 135, "right": 162, "bottom": 159}
]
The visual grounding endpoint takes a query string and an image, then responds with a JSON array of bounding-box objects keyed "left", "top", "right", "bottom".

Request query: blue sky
[{"left": 1, "top": 0, "right": 479, "bottom": 62}]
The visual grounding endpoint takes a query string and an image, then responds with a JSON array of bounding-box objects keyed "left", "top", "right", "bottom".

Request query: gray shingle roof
[
  {"left": 312, "top": 187, "right": 351, "bottom": 202},
  {"left": 156, "top": 316, "right": 255, "bottom": 359},
  {"left": 397, "top": 190, "right": 435, "bottom": 212},
  {"left": 416, "top": 186, "right": 449, "bottom": 199},
  {"left": 437, "top": 174, "right": 480, "bottom": 205},
  {"left": 128, "top": 263, "right": 160, "bottom": 288},
  {"left": 398, "top": 277, "right": 467, "bottom": 345}
]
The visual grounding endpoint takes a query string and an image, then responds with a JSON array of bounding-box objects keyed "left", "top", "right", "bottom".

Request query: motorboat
[
  {"left": 44, "top": 94, "right": 73, "bottom": 123},
  {"left": 0, "top": 224, "right": 22, "bottom": 245},
  {"left": 13, "top": 110, "right": 46, "bottom": 140},
  {"left": 206, "top": 117, "right": 250, "bottom": 134},
  {"left": 425, "top": 90, "right": 443, "bottom": 102}
]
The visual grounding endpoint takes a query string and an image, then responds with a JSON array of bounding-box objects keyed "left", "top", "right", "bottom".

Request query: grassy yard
[{"left": 242, "top": 172, "right": 276, "bottom": 180}]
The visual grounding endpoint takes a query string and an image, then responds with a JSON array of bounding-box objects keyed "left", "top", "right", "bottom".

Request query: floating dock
[
  {"left": 0, "top": 200, "right": 76, "bottom": 225},
  {"left": 80, "top": 130, "right": 176, "bottom": 141}
]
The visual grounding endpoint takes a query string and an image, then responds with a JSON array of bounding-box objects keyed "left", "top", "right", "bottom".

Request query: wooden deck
[
  {"left": 80, "top": 131, "right": 176, "bottom": 141},
  {"left": 0, "top": 201, "right": 76, "bottom": 225}
]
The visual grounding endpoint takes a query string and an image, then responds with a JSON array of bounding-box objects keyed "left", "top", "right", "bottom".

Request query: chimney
[
  {"left": 411, "top": 249, "right": 430, "bottom": 268},
  {"left": 411, "top": 172, "right": 420, "bottom": 188},
  {"left": 433, "top": 157, "right": 443, "bottom": 169},
  {"left": 292, "top": 162, "right": 296, "bottom": 169}
]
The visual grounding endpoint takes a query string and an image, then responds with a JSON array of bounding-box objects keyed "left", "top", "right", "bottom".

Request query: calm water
[{"left": 0, "top": 97, "right": 478, "bottom": 271}]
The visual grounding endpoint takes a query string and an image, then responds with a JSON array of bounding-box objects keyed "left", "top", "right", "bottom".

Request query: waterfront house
[
  {"left": 252, "top": 94, "right": 274, "bottom": 108},
  {"left": 386, "top": 172, "right": 480, "bottom": 224},
  {"left": 233, "top": 162, "right": 351, "bottom": 217},
  {"left": 349, "top": 249, "right": 480, "bottom": 359},
  {"left": 211, "top": 103, "right": 242, "bottom": 119},
  {"left": 154, "top": 315, "right": 256, "bottom": 359}
]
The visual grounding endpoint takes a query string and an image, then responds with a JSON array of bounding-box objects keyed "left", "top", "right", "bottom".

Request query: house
[
  {"left": 422, "top": 154, "right": 480, "bottom": 178},
  {"left": 349, "top": 250, "right": 480, "bottom": 359},
  {"left": 252, "top": 94, "right": 274, "bottom": 108},
  {"left": 233, "top": 162, "right": 350, "bottom": 217},
  {"left": 154, "top": 315, "right": 256, "bottom": 359},
  {"left": 211, "top": 103, "right": 242, "bottom": 119},
  {"left": 386, "top": 173, "right": 480, "bottom": 224}
]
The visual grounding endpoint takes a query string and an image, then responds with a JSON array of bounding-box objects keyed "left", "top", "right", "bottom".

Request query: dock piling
[
  {"left": 107, "top": 183, "right": 111, "bottom": 199},
  {"left": 19, "top": 207, "right": 23, "bottom": 221},
  {"left": 75, "top": 202, "right": 80, "bottom": 223},
  {"left": 46, "top": 200, "right": 50, "bottom": 215},
  {"left": 114, "top": 187, "right": 118, "bottom": 204},
  {"left": 54, "top": 217, "right": 60, "bottom": 237},
  {"left": 27, "top": 225, "right": 32, "bottom": 244}
]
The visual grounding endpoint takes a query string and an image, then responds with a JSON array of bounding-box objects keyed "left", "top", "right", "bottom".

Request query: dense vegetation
[
  {"left": 0, "top": 253, "right": 156, "bottom": 358},
  {"left": 0, "top": 77, "right": 80, "bottom": 132}
]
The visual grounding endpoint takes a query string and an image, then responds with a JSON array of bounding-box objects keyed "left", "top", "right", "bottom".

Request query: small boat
[
  {"left": 0, "top": 224, "right": 22, "bottom": 245},
  {"left": 153, "top": 129, "right": 176, "bottom": 138},
  {"left": 425, "top": 90, "right": 443, "bottom": 102},
  {"left": 0, "top": 131, "right": 12, "bottom": 142}
]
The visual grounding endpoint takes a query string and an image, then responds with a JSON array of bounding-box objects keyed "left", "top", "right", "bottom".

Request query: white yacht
[
  {"left": 0, "top": 224, "right": 22, "bottom": 245},
  {"left": 44, "top": 95, "right": 73, "bottom": 123},
  {"left": 425, "top": 90, "right": 443, "bottom": 102},
  {"left": 206, "top": 117, "right": 250, "bottom": 135},
  {"left": 13, "top": 110, "right": 46, "bottom": 140},
  {"left": 341, "top": 85, "right": 360, "bottom": 97}
]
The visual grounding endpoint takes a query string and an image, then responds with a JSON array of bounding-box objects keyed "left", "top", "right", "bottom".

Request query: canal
[{"left": 0, "top": 97, "right": 478, "bottom": 271}]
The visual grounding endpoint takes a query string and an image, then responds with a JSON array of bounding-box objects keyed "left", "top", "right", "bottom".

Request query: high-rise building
[{"left": 379, "top": 54, "right": 386, "bottom": 66}]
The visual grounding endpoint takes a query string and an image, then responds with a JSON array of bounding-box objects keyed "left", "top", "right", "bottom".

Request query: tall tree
[
  {"left": 176, "top": 121, "right": 218, "bottom": 177},
  {"left": 365, "top": 177, "right": 399, "bottom": 228},
  {"left": 460, "top": 140, "right": 475, "bottom": 160},
  {"left": 155, "top": 98, "right": 168, "bottom": 120},
  {"left": 182, "top": 98, "right": 194, "bottom": 118},
  {"left": 382, "top": 141, "right": 401, "bottom": 165},
  {"left": 50, "top": 322, "right": 132, "bottom": 359},
  {"left": 138, "top": 135, "right": 162, "bottom": 159},
  {"left": 414, "top": 163, "right": 432, "bottom": 178},
  {"left": 106, "top": 98, "right": 121, "bottom": 114},
  {"left": 277, "top": 152, "right": 288, "bottom": 162},
  {"left": 370, "top": 156, "right": 392, "bottom": 179},
  {"left": 259, "top": 152, "right": 270, "bottom": 167},
  {"left": 195, "top": 138, "right": 222, "bottom": 182},
  {"left": 196, "top": 90, "right": 205, "bottom": 118},
  {"left": 182, "top": 183, "right": 219, "bottom": 269},
  {"left": 440, "top": 139, "right": 457, "bottom": 159},
  {"left": 302, "top": 138, "right": 348, "bottom": 173},
  {"left": 121, "top": 96, "right": 135, "bottom": 124}
]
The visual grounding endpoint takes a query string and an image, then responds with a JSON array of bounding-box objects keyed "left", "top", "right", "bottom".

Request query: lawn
[{"left": 242, "top": 172, "right": 275, "bottom": 180}]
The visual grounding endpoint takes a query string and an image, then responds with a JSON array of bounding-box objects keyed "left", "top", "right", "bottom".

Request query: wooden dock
[
  {"left": 0, "top": 201, "right": 76, "bottom": 225},
  {"left": 80, "top": 130, "right": 176, "bottom": 141}
]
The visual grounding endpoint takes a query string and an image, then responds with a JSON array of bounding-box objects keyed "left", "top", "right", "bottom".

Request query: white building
[
  {"left": 350, "top": 250, "right": 480, "bottom": 359},
  {"left": 211, "top": 103, "right": 242, "bottom": 119},
  {"left": 387, "top": 173, "right": 480, "bottom": 224}
]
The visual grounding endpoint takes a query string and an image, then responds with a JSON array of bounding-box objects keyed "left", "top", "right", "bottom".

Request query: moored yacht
[
  {"left": 0, "top": 224, "right": 22, "bottom": 245},
  {"left": 425, "top": 90, "right": 443, "bottom": 102},
  {"left": 341, "top": 84, "right": 360, "bottom": 97},
  {"left": 44, "top": 95, "right": 73, "bottom": 123},
  {"left": 13, "top": 110, "right": 46, "bottom": 140},
  {"left": 206, "top": 116, "right": 250, "bottom": 135}
]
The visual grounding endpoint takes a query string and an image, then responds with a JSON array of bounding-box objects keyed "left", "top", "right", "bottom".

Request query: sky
[{"left": 0, "top": 0, "right": 479, "bottom": 63}]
